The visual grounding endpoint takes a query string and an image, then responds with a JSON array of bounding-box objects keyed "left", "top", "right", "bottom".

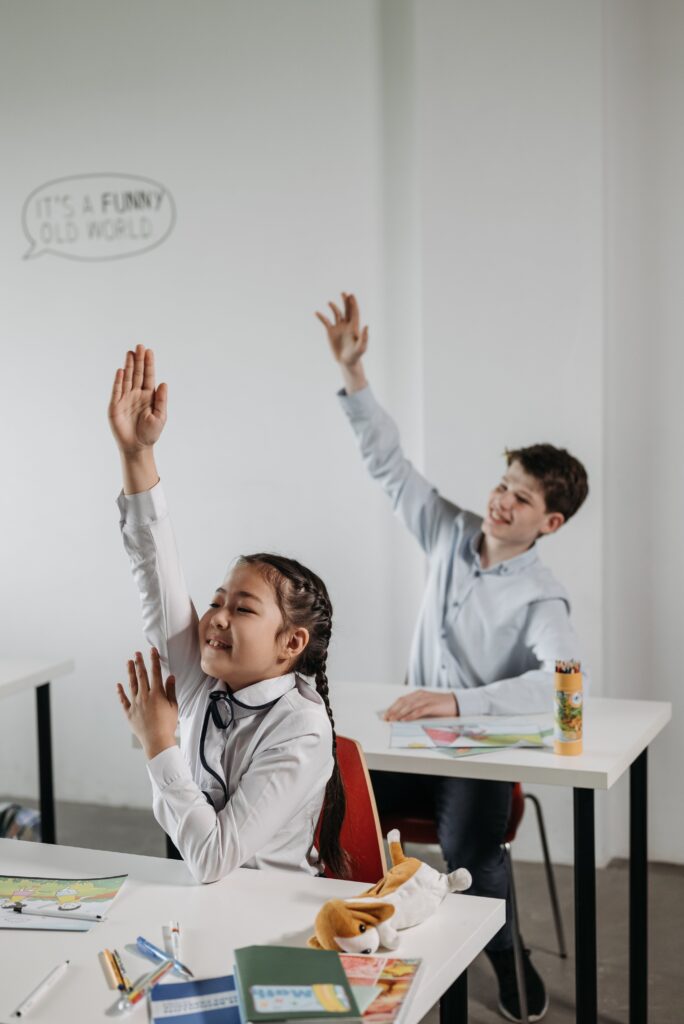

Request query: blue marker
[{"left": 135, "top": 935, "right": 194, "bottom": 978}]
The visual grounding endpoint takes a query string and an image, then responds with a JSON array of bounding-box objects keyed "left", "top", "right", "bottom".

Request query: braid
[{"left": 237, "top": 553, "right": 350, "bottom": 879}]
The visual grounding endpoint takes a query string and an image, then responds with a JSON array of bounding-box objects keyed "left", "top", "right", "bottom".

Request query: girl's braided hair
[{"left": 237, "top": 553, "right": 350, "bottom": 879}]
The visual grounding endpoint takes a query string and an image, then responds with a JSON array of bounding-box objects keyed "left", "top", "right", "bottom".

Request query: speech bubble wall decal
[{"left": 22, "top": 173, "right": 176, "bottom": 261}]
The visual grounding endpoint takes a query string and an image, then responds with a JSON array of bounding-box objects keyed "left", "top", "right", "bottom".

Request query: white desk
[
  {"left": 0, "top": 659, "right": 75, "bottom": 845},
  {"left": 0, "top": 838, "right": 504, "bottom": 1024},
  {"left": 330, "top": 683, "right": 672, "bottom": 1024}
]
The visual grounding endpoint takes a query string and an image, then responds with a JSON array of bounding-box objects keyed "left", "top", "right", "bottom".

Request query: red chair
[
  {"left": 316, "top": 736, "right": 387, "bottom": 883},
  {"left": 381, "top": 783, "right": 567, "bottom": 1024}
]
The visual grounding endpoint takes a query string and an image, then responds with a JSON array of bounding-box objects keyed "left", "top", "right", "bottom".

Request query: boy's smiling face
[{"left": 482, "top": 460, "right": 565, "bottom": 548}]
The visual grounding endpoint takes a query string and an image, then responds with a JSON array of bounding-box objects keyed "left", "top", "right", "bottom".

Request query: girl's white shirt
[{"left": 117, "top": 482, "right": 334, "bottom": 884}]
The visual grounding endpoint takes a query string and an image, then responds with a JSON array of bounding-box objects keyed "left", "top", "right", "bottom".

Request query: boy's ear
[{"left": 540, "top": 511, "right": 565, "bottom": 536}]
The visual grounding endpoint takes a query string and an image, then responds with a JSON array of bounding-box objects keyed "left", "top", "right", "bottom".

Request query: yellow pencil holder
[{"left": 554, "top": 669, "right": 583, "bottom": 756}]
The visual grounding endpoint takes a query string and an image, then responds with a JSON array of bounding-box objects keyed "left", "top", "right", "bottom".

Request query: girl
[{"left": 109, "top": 345, "right": 346, "bottom": 884}]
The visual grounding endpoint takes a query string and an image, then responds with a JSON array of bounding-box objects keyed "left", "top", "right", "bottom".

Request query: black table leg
[
  {"left": 630, "top": 748, "right": 648, "bottom": 1024},
  {"left": 35, "top": 683, "right": 56, "bottom": 844},
  {"left": 573, "top": 787, "right": 596, "bottom": 1024},
  {"left": 440, "top": 968, "right": 467, "bottom": 1024}
]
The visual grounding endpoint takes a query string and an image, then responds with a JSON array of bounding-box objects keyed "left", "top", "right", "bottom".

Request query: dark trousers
[{"left": 371, "top": 770, "right": 513, "bottom": 951}]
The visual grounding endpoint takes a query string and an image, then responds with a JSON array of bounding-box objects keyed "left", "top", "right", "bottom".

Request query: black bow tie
[{"left": 200, "top": 687, "right": 285, "bottom": 808}]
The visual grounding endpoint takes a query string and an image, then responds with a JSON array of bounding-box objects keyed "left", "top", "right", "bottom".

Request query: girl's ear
[{"left": 282, "top": 626, "right": 309, "bottom": 661}]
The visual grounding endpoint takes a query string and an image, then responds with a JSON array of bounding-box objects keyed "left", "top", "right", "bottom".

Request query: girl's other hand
[
  {"left": 116, "top": 647, "right": 178, "bottom": 760},
  {"left": 108, "top": 344, "right": 168, "bottom": 455}
]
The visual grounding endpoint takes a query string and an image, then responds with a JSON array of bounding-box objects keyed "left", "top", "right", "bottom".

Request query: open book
[{"left": 390, "top": 717, "right": 551, "bottom": 751}]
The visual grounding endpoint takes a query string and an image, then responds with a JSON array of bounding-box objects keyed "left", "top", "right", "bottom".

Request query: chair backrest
[
  {"left": 381, "top": 780, "right": 527, "bottom": 847},
  {"left": 317, "top": 736, "right": 387, "bottom": 883}
]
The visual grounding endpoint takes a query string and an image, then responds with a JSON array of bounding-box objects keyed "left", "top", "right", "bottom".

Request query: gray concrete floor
[{"left": 3, "top": 799, "right": 682, "bottom": 1022}]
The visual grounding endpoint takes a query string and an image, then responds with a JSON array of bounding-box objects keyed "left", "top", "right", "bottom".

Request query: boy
[{"left": 316, "top": 293, "right": 588, "bottom": 1024}]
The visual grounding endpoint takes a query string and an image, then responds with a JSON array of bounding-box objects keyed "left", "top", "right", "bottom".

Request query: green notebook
[{"left": 233, "top": 946, "right": 362, "bottom": 1024}]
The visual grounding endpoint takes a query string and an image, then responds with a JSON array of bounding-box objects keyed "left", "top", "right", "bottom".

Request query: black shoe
[{"left": 486, "top": 944, "right": 548, "bottom": 1022}]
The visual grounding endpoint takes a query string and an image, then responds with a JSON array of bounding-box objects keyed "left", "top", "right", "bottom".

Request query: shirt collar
[
  {"left": 211, "top": 671, "right": 297, "bottom": 709},
  {"left": 470, "top": 531, "right": 540, "bottom": 575}
]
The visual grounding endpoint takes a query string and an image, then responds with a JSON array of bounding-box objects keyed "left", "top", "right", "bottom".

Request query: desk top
[
  {"left": 330, "top": 682, "right": 672, "bottom": 790},
  {"left": 0, "top": 839, "right": 503, "bottom": 1024},
  {"left": 0, "top": 658, "right": 75, "bottom": 700}
]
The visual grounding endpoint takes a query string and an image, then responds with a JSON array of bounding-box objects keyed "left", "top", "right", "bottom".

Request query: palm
[
  {"left": 108, "top": 346, "right": 167, "bottom": 454},
  {"left": 111, "top": 390, "right": 161, "bottom": 448},
  {"left": 316, "top": 293, "right": 368, "bottom": 367},
  {"left": 328, "top": 322, "right": 361, "bottom": 365}
]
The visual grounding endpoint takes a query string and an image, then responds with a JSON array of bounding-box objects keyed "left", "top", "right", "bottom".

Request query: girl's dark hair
[{"left": 237, "top": 553, "right": 349, "bottom": 879}]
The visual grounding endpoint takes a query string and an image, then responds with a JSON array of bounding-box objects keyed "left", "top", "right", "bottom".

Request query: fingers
[
  {"left": 384, "top": 694, "right": 431, "bottom": 721},
  {"left": 134, "top": 651, "right": 150, "bottom": 692},
  {"left": 152, "top": 382, "right": 168, "bottom": 422},
  {"left": 342, "top": 292, "right": 352, "bottom": 321},
  {"left": 123, "top": 350, "right": 134, "bottom": 393},
  {"left": 348, "top": 293, "right": 360, "bottom": 335},
  {"left": 127, "top": 659, "right": 139, "bottom": 698},
  {"left": 132, "top": 344, "right": 145, "bottom": 390},
  {"left": 116, "top": 683, "right": 131, "bottom": 713},
  {"left": 328, "top": 301, "right": 343, "bottom": 324},
  {"left": 149, "top": 647, "right": 164, "bottom": 692},
  {"left": 315, "top": 311, "right": 334, "bottom": 332},
  {"left": 165, "top": 675, "right": 177, "bottom": 708},
  {"left": 142, "top": 348, "right": 155, "bottom": 392},
  {"left": 110, "top": 368, "right": 123, "bottom": 407},
  {"left": 358, "top": 324, "right": 369, "bottom": 355}
]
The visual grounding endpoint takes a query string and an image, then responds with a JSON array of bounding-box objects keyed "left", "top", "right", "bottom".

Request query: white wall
[
  {"left": 0, "top": 0, "right": 394, "bottom": 807},
  {"left": 413, "top": 0, "right": 605, "bottom": 864},
  {"left": 1, "top": 0, "right": 680, "bottom": 865}
]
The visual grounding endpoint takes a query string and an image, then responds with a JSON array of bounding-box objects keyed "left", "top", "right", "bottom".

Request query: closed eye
[
  {"left": 237, "top": 607, "right": 256, "bottom": 614},
  {"left": 208, "top": 602, "right": 220, "bottom": 609}
]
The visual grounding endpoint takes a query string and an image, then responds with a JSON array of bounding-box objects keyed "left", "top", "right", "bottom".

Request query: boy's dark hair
[
  {"left": 236, "top": 553, "right": 349, "bottom": 880},
  {"left": 505, "top": 444, "right": 589, "bottom": 522}
]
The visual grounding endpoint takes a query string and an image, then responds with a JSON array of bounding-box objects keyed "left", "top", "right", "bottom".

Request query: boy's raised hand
[
  {"left": 315, "top": 293, "right": 369, "bottom": 393},
  {"left": 108, "top": 344, "right": 168, "bottom": 455}
]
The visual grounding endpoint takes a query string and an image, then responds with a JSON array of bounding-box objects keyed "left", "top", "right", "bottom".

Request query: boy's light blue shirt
[{"left": 339, "top": 386, "right": 581, "bottom": 716}]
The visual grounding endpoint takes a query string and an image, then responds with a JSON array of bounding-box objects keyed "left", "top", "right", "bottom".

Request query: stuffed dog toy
[{"left": 308, "top": 830, "right": 471, "bottom": 954}]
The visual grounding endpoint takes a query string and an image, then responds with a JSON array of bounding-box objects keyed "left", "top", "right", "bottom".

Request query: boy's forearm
[
  {"left": 340, "top": 362, "right": 368, "bottom": 394},
  {"left": 120, "top": 448, "right": 159, "bottom": 495}
]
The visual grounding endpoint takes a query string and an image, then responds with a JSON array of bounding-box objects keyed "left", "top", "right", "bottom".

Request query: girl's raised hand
[
  {"left": 108, "top": 345, "right": 168, "bottom": 455},
  {"left": 116, "top": 647, "right": 178, "bottom": 760},
  {"left": 315, "top": 292, "right": 369, "bottom": 368}
]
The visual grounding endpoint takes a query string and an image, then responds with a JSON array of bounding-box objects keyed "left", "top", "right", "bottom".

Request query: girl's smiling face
[{"left": 198, "top": 563, "right": 307, "bottom": 689}]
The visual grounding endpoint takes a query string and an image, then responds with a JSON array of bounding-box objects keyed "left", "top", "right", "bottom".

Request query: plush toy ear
[
  {"left": 307, "top": 936, "right": 323, "bottom": 949},
  {"left": 343, "top": 900, "right": 395, "bottom": 925}
]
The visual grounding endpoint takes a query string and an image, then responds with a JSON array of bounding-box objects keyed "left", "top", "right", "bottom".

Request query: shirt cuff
[
  {"left": 116, "top": 479, "right": 166, "bottom": 526},
  {"left": 337, "top": 384, "right": 376, "bottom": 418},
  {"left": 453, "top": 687, "right": 490, "bottom": 717},
  {"left": 146, "top": 745, "right": 192, "bottom": 792}
]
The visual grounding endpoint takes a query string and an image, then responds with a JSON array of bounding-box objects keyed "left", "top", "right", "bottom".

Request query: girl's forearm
[{"left": 120, "top": 448, "right": 160, "bottom": 495}]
